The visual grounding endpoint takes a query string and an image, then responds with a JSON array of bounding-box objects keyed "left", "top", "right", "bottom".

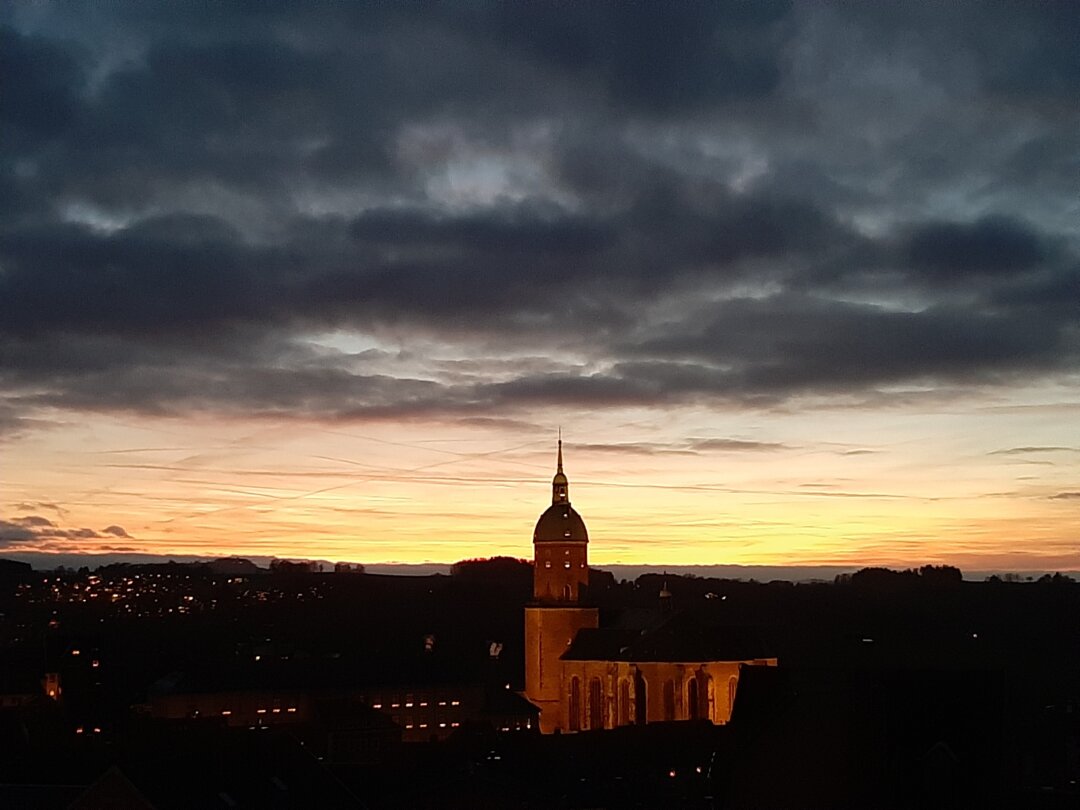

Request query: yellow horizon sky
[{"left": 5, "top": 384, "right": 1078, "bottom": 572}]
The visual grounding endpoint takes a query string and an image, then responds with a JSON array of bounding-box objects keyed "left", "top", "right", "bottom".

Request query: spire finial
[{"left": 557, "top": 427, "right": 563, "bottom": 473}]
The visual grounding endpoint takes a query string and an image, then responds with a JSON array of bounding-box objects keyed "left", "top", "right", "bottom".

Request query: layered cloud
[
  {"left": 2, "top": 4, "right": 1077, "bottom": 431},
  {"left": 0, "top": 515, "right": 132, "bottom": 549}
]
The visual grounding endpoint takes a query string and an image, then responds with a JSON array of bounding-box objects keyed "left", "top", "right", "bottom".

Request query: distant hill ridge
[{"left": 2, "top": 553, "right": 1077, "bottom": 582}]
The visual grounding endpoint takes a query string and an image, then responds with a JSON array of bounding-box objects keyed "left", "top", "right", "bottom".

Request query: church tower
[
  {"left": 524, "top": 439, "right": 599, "bottom": 732},
  {"left": 532, "top": 438, "right": 590, "bottom": 602}
]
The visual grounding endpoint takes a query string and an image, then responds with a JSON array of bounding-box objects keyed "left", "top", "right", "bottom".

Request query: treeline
[
  {"left": 835, "top": 564, "right": 964, "bottom": 587},
  {"left": 834, "top": 565, "right": 1077, "bottom": 588}
]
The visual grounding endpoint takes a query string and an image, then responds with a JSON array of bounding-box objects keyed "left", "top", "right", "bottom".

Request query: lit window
[
  {"left": 419, "top": 723, "right": 428, "bottom": 729},
  {"left": 391, "top": 703, "right": 400, "bottom": 708},
  {"left": 564, "top": 562, "right": 571, "bottom": 569},
  {"left": 545, "top": 561, "right": 551, "bottom": 568},
  {"left": 451, "top": 700, "right": 460, "bottom": 706},
  {"left": 405, "top": 702, "right": 413, "bottom": 708},
  {"left": 438, "top": 701, "right": 447, "bottom": 706},
  {"left": 372, "top": 703, "right": 383, "bottom": 709},
  {"left": 419, "top": 702, "right": 428, "bottom": 707},
  {"left": 257, "top": 709, "right": 267, "bottom": 714},
  {"left": 221, "top": 711, "right": 232, "bottom": 716},
  {"left": 439, "top": 722, "right": 447, "bottom": 728},
  {"left": 286, "top": 707, "right": 297, "bottom": 713},
  {"left": 405, "top": 724, "right": 414, "bottom": 729},
  {"left": 272, "top": 708, "right": 281, "bottom": 713},
  {"left": 451, "top": 722, "right": 460, "bottom": 728}
]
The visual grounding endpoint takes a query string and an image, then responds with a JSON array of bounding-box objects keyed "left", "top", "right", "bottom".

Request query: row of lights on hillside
[
  {"left": 404, "top": 722, "right": 460, "bottom": 730},
  {"left": 217, "top": 707, "right": 298, "bottom": 716},
  {"left": 371, "top": 699, "right": 460, "bottom": 709}
]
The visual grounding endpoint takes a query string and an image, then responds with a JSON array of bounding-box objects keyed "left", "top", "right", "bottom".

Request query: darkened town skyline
[{"left": 2, "top": 3, "right": 1078, "bottom": 572}]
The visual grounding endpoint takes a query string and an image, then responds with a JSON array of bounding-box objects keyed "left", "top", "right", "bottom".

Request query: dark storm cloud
[
  {"left": 625, "top": 294, "right": 1070, "bottom": 393},
  {"left": 903, "top": 216, "right": 1054, "bottom": 279},
  {"left": 0, "top": 520, "right": 37, "bottom": 544},
  {"left": 1, "top": 4, "right": 1078, "bottom": 425},
  {"left": 0, "top": 26, "right": 85, "bottom": 142},
  {"left": 486, "top": 1, "right": 792, "bottom": 112},
  {"left": 0, "top": 515, "right": 133, "bottom": 547}
]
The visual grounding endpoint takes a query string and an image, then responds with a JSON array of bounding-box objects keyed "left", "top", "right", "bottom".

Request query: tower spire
[{"left": 552, "top": 431, "right": 569, "bottom": 504}]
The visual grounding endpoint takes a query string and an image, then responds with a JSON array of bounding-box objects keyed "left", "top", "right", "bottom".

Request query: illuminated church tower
[{"left": 524, "top": 438, "right": 599, "bottom": 733}]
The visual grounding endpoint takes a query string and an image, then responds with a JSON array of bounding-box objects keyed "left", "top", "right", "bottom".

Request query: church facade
[{"left": 524, "top": 443, "right": 777, "bottom": 734}]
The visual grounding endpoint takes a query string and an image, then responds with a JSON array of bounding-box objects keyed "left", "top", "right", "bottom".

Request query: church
[{"left": 524, "top": 442, "right": 777, "bottom": 734}]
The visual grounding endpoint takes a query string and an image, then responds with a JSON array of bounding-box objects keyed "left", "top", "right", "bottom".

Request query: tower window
[{"left": 564, "top": 561, "right": 571, "bottom": 569}]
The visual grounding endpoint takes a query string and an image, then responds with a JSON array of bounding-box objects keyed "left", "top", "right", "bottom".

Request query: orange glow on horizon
[{"left": 4, "top": 394, "right": 1079, "bottom": 573}]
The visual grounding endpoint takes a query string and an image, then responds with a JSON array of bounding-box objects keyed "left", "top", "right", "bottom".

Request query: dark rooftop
[{"left": 562, "top": 605, "right": 774, "bottom": 663}]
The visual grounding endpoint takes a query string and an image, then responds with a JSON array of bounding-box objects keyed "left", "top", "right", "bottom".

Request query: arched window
[
  {"left": 687, "top": 676, "right": 699, "bottom": 720},
  {"left": 562, "top": 583, "right": 572, "bottom": 600},
  {"left": 618, "top": 679, "right": 631, "bottom": 726},
  {"left": 634, "top": 671, "right": 647, "bottom": 725},
  {"left": 569, "top": 677, "right": 581, "bottom": 732},
  {"left": 663, "top": 679, "right": 675, "bottom": 721},
  {"left": 588, "top": 677, "right": 603, "bottom": 730},
  {"left": 687, "top": 673, "right": 711, "bottom": 720},
  {"left": 727, "top": 677, "right": 738, "bottom": 719}
]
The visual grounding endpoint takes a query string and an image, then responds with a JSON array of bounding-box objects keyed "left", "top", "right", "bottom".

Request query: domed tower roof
[
  {"left": 534, "top": 504, "right": 589, "bottom": 543},
  {"left": 533, "top": 438, "right": 588, "bottom": 543}
]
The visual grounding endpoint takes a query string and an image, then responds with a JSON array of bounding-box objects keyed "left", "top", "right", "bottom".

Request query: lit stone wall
[
  {"left": 524, "top": 605, "right": 600, "bottom": 733},
  {"left": 532, "top": 541, "right": 589, "bottom": 602},
  {"left": 556, "top": 658, "right": 777, "bottom": 731}
]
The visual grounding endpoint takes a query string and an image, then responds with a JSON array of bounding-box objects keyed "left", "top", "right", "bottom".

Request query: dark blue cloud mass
[{"left": 0, "top": 3, "right": 1077, "bottom": 427}]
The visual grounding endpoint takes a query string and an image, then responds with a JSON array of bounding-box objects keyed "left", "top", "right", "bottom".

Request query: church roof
[
  {"left": 561, "top": 606, "right": 773, "bottom": 663},
  {"left": 533, "top": 503, "right": 589, "bottom": 543}
]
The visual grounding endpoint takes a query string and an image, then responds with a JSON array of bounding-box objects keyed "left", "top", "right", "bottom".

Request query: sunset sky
[{"left": 2, "top": 3, "right": 1078, "bottom": 571}]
